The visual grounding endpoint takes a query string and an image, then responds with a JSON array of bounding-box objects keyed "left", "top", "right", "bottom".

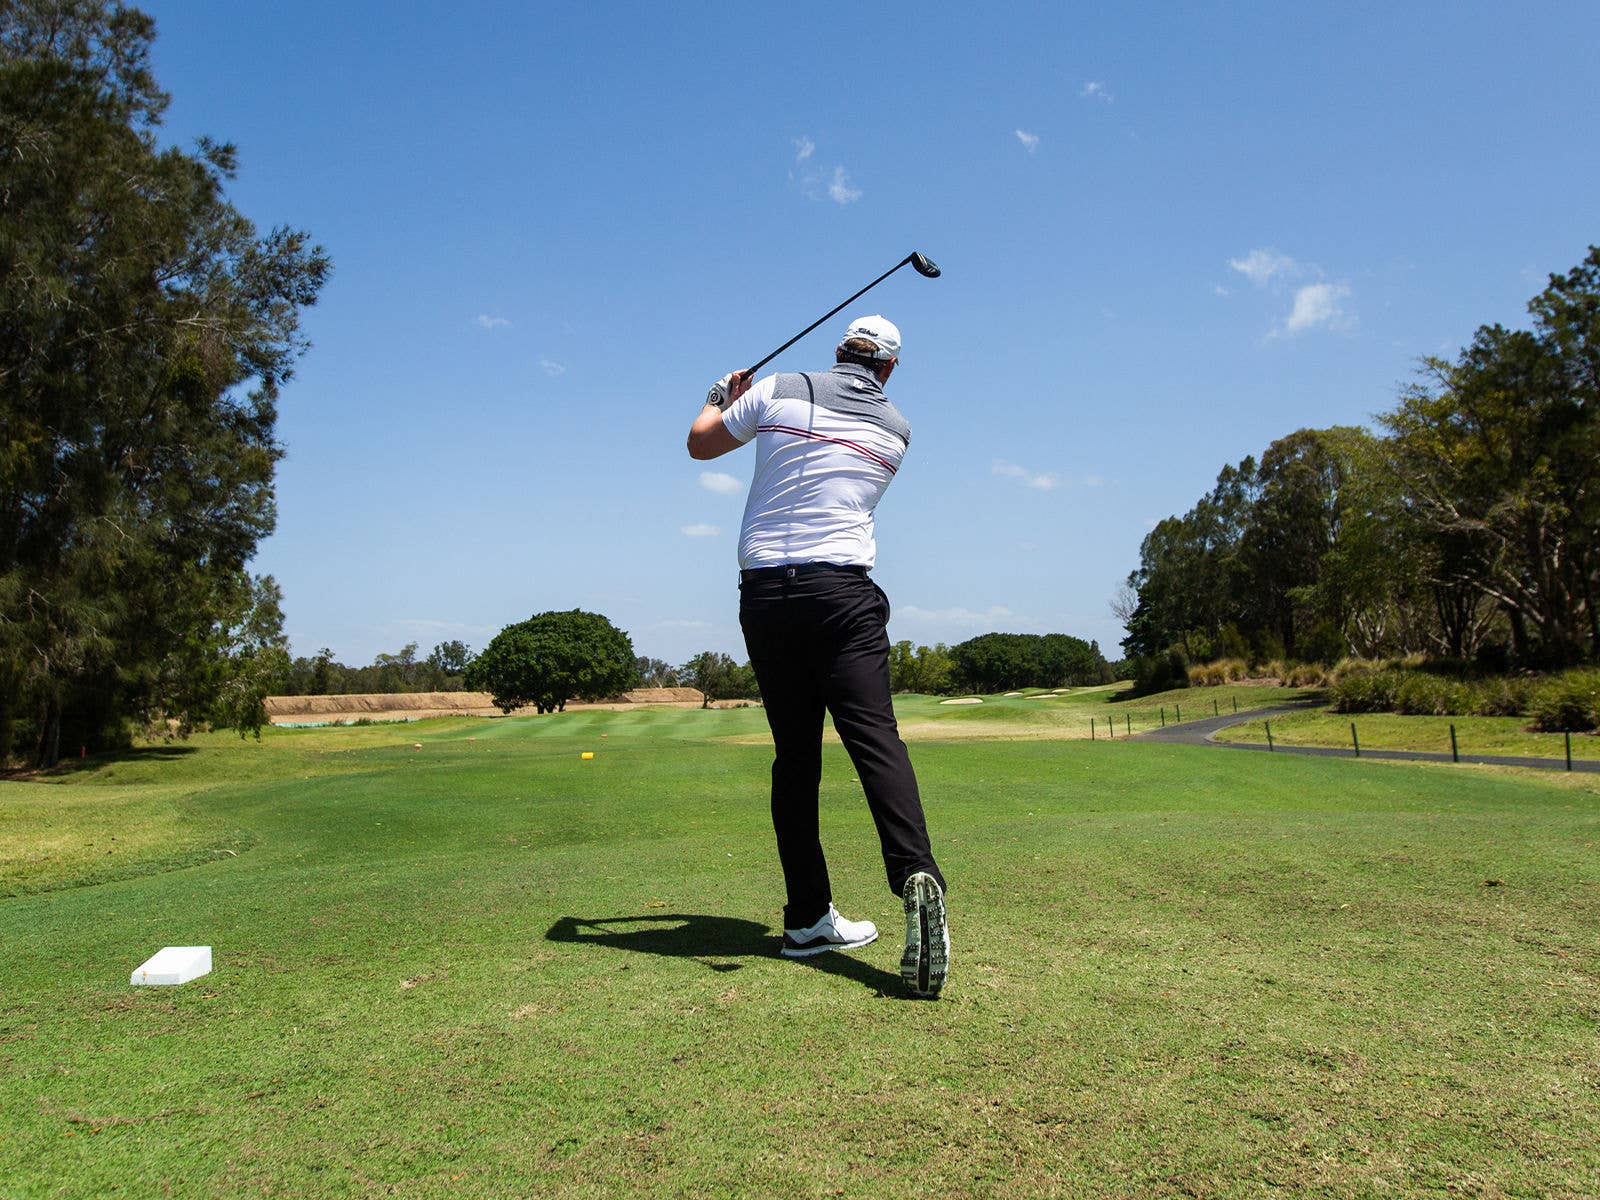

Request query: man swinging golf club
[{"left": 686, "top": 314, "right": 949, "bottom": 999}]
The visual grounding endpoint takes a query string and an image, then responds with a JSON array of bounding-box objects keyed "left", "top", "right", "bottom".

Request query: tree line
[
  {"left": 274, "top": 641, "right": 474, "bottom": 696},
  {"left": 889, "top": 634, "right": 1110, "bottom": 694},
  {"left": 1, "top": 3, "right": 328, "bottom": 766},
  {"left": 276, "top": 630, "right": 1109, "bottom": 707},
  {"left": 1120, "top": 245, "right": 1600, "bottom": 685}
]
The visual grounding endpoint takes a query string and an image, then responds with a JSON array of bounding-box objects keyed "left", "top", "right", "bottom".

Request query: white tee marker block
[{"left": 130, "top": 946, "right": 213, "bottom": 986}]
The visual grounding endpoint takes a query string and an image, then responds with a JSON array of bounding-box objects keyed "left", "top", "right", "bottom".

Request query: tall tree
[
  {"left": 0, "top": 2, "right": 329, "bottom": 763},
  {"left": 1383, "top": 248, "right": 1600, "bottom": 665},
  {"left": 465, "top": 611, "right": 636, "bottom": 714},
  {"left": 1241, "top": 427, "right": 1366, "bottom": 658},
  {"left": 634, "top": 656, "right": 680, "bottom": 688},
  {"left": 1122, "top": 458, "right": 1257, "bottom": 659},
  {"left": 679, "top": 651, "right": 759, "bottom": 706}
]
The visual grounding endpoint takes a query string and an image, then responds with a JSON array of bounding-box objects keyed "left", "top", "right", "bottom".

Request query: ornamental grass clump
[
  {"left": 1394, "top": 672, "right": 1475, "bottom": 716},
  {"left": 1285, "top": 662, "right": 1331, "bottom": 688},
  {"left": 1528, "top": 669, "right": 1600, "bottom": 732},
  {"left": 1330, "top": 669, "right": 1405, "bottom": 713},
  {"left": 1471, "top": 675, "right": 1537, "bottom": 718},
  {"left": 1187, "top": 658, "right": 1250, "bottom": 687}
]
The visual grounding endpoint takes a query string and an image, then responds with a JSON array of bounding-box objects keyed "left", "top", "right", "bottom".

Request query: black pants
[{"left": 739, "top": 565, "right": 945, "bottom": 930}]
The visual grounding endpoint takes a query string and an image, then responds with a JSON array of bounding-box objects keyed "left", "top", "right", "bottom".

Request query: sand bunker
[{"left": 939, "top": 697, "right": 983, "bottom": 706}]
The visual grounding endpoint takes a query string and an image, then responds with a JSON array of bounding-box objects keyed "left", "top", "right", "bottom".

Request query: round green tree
[{"left": 465, "top": 611, "right": 637, "bottom": 714}]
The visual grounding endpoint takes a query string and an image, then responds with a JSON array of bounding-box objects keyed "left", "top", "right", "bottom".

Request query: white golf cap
[{"left": 839, "top": 314, "right": 900, "bottom": 360}]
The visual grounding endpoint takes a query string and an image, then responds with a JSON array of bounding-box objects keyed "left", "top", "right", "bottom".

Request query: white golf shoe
[
  {"left": 780, "top": 904, "right": 879, "bottom": 957},
  {"left": 901, "top": 872, "right": 948, "bottom": 998}
]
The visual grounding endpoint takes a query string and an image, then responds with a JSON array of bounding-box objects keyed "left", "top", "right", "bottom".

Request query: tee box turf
[{"left": 130, "top": 946, "right": 213, "bottom": 986}]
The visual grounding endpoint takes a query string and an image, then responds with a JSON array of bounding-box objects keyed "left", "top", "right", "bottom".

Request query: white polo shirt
[{"left": 720, "top": 365, "right": 912, "bottom": 570}]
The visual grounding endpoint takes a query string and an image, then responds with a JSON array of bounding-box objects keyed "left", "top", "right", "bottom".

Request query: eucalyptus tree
[{"left": 1384, "top": 248, "right": 1600, "bottom": 665}]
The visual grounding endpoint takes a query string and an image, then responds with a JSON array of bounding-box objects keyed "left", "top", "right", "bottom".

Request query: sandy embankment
[{"left": 264, "top": 687, "right": 714, "bottom": 725}]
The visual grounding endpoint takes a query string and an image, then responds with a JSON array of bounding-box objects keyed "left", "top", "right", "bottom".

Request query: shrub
[
  {"left": 1331, "top": 663, "right": 1595, "bottom": 721},
  {"left": 1471, "top": 675, "right": 1535, "bottom": 717},
  {"left": 1394, "top": 673, "right": 1474, "bottom": 716},
  {"left": 1528, "top": 669, "right": 1600, "bottom": 732},
  {"left": 1331, "top": 670, "right": 1404, "bottom": 713},
  {"left": 1134, "top": 647, "right": 1190, "bottom": 696},
  {"left": 1330, "top": 657, "right": 1385, "bottom": 684}
]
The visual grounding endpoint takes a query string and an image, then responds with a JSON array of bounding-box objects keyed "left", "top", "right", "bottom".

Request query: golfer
[{"left": 686, "top": 315, "right": 948, "bottom": 998}]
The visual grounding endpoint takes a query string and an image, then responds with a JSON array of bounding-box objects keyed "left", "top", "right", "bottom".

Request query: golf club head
[{"left": 910, "top": 252, "right": 941, "bottom": 278}]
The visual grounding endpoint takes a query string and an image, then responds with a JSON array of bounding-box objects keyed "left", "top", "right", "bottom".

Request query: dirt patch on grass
[{"left": 265, "top": 688, "right": 707, "bottom": 725}]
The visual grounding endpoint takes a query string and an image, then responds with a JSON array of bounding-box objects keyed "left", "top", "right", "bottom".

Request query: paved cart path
[{"left": 1130, "top": 701, "right": 1600, "bottom": 774}]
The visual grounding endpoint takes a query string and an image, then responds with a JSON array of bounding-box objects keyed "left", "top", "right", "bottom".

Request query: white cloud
[
  {"left": 1224, "top": 247, "right": 1356, "bottom": 336},
  {"left": 1014, "top": 129, "right": 1039, "bottom": 153},
  {"left": 898, "top": 604, "right": 1015, "bottom": 628},
  {"left": 827, "top": 165, "right": 861, "bottom": 205},
  {"left": 992, "top": 459, "right": 1059, "bottom": 491},
  {"left": 1080, "top": 81, "right": 1112, "bottom": 102},
  {"left": 793, "top": 135, "right": 815, "bottom": 163},
  {"left": 1083, "top": 473, "right": 1105, "bottom": 487},
  {"left": 698, "top": 471, "right": 743, "bottom": 496},
  {"left": 656, "top": 618, "right": 713, "bottom": 630},
  {"left": 539, "top": 358, "right": 567, "bottom": 377},
  {"left": 1229, "top": 249, "right": 1297, "bottom": 287},
  {"left": 680, "top": 523, "right": 720, "bottom": 538},
  {"left": 475, "top": 314, "right": 510, "bottom": 330},
  {"left": 1213, "top": 284, "right": 1231, "bottom": 297},
  {"left": 1282, "top": 282, "right": 1353, "bottom": 335}
]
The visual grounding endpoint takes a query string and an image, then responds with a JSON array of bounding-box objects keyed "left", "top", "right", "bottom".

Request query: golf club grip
[{"left": 744, "top": 255, "right": 914, "bottom": 377}]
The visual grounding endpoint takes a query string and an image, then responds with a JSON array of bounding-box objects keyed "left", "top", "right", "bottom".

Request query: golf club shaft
[{"left": 743, "top": 254, "right": 918, "bottom": 377}]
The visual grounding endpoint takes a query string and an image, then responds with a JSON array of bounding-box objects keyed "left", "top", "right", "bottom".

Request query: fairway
[{"left": 3, "top": 704, "right": 1598, "bottom": 1199}]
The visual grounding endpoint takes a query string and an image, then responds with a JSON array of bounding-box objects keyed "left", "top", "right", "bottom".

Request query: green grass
[
  {"left": 871, "top": 682, "right": 1318, "bottom": 742},
  {"left": 1219, "top": 708, "right": 1600, "bottom": 761},
  {"left": 2, "top": 703, "right": 1598, "bottom": 1198}
]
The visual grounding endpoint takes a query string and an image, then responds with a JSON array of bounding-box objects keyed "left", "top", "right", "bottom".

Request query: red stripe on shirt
[{"left": 757, "top": 424, "right": 898, "bottom": 474}]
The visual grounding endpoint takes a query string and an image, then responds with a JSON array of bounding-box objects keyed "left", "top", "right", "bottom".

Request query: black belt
[{"left": 739, "top": 562, "right": 869, "bottom": 583}]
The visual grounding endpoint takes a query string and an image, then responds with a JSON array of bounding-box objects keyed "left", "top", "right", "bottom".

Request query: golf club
[{"left": 742, "top": 251, "right": 941, "bottom": 378}]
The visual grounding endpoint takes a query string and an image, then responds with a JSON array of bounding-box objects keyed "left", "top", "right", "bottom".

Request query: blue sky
[{"left": 142, "top": 1, "right": 1600, "bottom": 666}]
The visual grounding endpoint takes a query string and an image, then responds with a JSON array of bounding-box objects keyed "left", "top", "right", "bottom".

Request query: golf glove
[{"left": 705, "top": 372, "right": 737, "bottom": 410}]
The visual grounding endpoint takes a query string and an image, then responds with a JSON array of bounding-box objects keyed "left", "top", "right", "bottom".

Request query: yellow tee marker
[{"left": 580, "top": 752, "right": 595, "bottom": 760}]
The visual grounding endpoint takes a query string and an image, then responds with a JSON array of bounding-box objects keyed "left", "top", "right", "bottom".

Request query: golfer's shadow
[{"left": 545, "top": 914, "right": 905, "bottom": 997}]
